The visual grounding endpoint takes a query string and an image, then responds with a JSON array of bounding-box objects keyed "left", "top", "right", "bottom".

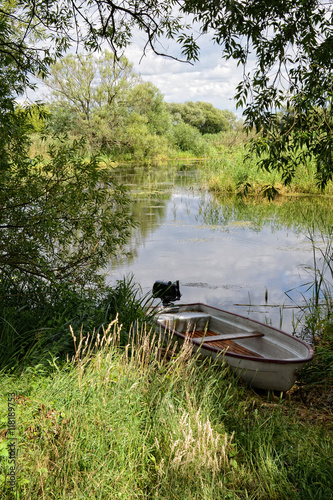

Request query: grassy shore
[
  {"left": 1, "top": 315, "right": 332, "bottom": 499},
  {"left": 202, "top": 147, "right": 333, "bottom": 197}
]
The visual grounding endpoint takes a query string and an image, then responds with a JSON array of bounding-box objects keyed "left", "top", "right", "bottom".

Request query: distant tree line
[{"left": 37, "top": 51, "right": 241, "bottom": 159}]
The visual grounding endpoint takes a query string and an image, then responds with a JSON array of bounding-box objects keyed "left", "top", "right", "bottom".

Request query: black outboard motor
[{"left": 152, "top": 280, "right": 181, "bottom": 306}]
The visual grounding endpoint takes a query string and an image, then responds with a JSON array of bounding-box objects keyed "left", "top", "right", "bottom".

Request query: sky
[{"left": 125, "top": 33, "right": 244, "bottom": 114}]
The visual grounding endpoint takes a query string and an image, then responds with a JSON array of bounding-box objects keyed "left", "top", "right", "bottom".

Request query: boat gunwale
[{"left": 155, "top": 302, "right": 314, "bottom": 364}]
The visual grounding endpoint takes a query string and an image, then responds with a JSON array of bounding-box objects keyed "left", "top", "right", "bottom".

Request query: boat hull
[{"left": 154, "top": 303, "right": 314, "bottom": 391}]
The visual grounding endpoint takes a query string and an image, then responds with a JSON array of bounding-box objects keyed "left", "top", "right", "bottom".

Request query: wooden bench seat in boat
[
  {"left": 191, "top": 331, "right": 264, "bottom": 343},
  {"left": 187, "top": 330, "right": 264, "bottom": 358}
]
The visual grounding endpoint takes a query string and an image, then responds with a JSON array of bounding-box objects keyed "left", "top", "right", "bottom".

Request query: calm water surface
[{"left": 106, "top": 163, "right": 331, "bottom": 333}]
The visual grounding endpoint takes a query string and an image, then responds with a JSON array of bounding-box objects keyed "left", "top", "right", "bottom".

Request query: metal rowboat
[{"left": 154, "top": 302, "right": 314, "bottom": 392}]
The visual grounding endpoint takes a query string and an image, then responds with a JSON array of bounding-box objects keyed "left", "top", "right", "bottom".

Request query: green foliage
[
  {"left": 129, "top": 82, "right": 173, "bottom": 136},
  {"left": 0, "top": 22, "right": 135, "bottom": 298},
  {"left": 171, "top": 121, "right": 201, "bottom": 153},
  {"left": 45, "top": 52, "right": 238, "bottom": 159},
  {"left": 0, "top": 135, "right": 133, "bottom": 288},
  {"left": 1, "top": 0, "right": 199, "bottom": 65},
  {"left": 0, "top": 276, "right": 151, "bottom": 371},
  {"left": 45, "top": 51, "right": 139, "bottom": 148},
  {"left": 168, "top": 101, "right": 237, "bottom": 134},
  {"left": 300, "top": 319, "right": 333, "bottom": 389},
  {"left": 99, "top": 275, "right": 154, "bottom": 335},
  {"left": 170, "top": 121, "right": 215, "bottom": 156},
  {"left": 45, "top": 104, "right": 76, "bottom": 135},
  {"left": 115, "top": 114, "right": 172, "bottom": 160},
  {"left": 203, "top": 144, "right": 332, "bottom": 196},
  {"left": 46, "top": 52, "right": 139, "bottom": 121},
  {"left": 17, "top": 104, "right": 49, "bottom": 133},
  {"left": 249, "top": 107, "right": 333, "bottom": 190},
  {"left": 1, "top": 0, "right": 71, "bottom": 81},
  {"left": 183, "top": 0, "right": 333, "bottom": 187},
  {"left": 285, "top": 221, "right": 333, "bottom": 390},
  {"left": 45, "top": 53, "right": 174, "bottom": 158},
  {"left": 2, "top": 0, "right": 333, "bottom": 185}
]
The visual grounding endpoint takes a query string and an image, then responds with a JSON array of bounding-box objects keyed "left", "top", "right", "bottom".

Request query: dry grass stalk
[{"left": 168, "top": 409, "right": 234, "bottom": 476}]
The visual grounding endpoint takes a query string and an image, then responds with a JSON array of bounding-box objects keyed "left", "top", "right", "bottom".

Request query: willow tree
[
  {"left": 183, "top": 0, "right": 333, "bottom": 190},
  {"left": 0, "top": 12, "right": 134, "bottom": 303},
  {"left": 45, "top": 52, "right": 173, "bottom": 156},
  {"left": 45, "top": 51, "right": 140, "bottom": 149}
]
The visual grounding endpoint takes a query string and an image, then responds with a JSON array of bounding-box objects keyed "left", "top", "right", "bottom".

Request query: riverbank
[
  {"left": 31, "top": 131, "right": 333, "bottom": 198},
  {"left": 1, "top": 153, "right": 333, "bottom": 498},
  {"left": 1, "top": 317, "right": 332, "bottom": 499},
  {"left": 101, "top": 143, "right": 333, "bottom": 198}
]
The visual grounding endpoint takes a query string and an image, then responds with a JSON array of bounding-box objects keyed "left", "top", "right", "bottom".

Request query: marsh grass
[
  {"left": 286, "top": 222, "right": 333, "bottom": 392},
  {"left": 203, "top": 147, "right": 333, "bottom": 197},
  {"left": 1, "top": 317, "right": 332, "bottom": 499}
]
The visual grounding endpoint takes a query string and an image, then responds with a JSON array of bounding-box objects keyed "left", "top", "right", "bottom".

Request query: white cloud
[{"left": 125, "top": 33, "right": 244, "bottom": 112}]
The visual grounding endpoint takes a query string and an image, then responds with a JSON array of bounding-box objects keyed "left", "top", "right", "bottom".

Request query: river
[{"left": 105, "top": 161, "right": 333, "bottom": 334}]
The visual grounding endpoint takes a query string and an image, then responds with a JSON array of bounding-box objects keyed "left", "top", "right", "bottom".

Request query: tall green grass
[
  {"left": 203, "top": 146, "right": 333, "bottom": 196},
  {"left": 1, "top": 319, "right": 332, "bottom": 499},
  {"left": 0, "top": 275, "right": 151, "bottom": 372},
  {"left": 287, "top": 222, "right": 333, "bottom": 392}
]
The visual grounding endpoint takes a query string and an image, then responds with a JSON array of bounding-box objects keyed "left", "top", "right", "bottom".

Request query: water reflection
[{"left": 106, "top": 163, "right": 333, "bottom": 333}]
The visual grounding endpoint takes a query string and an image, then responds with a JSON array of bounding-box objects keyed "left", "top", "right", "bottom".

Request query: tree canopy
[
  {"left": 44, "top": 51, "right": 173, "bottom": 157},
  {"left": 182, "top": 0, "right": 333, "bottom": 189},
  {"left": 45, "top": 52, "right": 140, "bottom": 121},
  {"left": 44, "top": 51, "right": 239, "bottom": 158},
  {"left": 1, "top": 0, "right": 332, "bottom": 187},
  {"left": 1, "top": 137, "right": 132, "bottom": 287},
  {"left": 168, "top": 101, "right": 234, "bottom": 134}
]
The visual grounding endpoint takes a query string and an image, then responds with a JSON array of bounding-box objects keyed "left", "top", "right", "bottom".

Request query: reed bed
[{"left": 203, "top": 147, "right": 333, "bottom": 197}]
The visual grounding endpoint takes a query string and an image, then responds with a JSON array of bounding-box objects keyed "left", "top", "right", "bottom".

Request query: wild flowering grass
[
  {"left": 0, "top": 318, "right": 332, "bottom": 499},
  {"left": 0, "top": 319, "right": 233, "bottom": 498}
]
